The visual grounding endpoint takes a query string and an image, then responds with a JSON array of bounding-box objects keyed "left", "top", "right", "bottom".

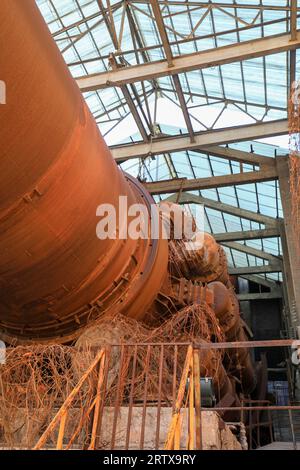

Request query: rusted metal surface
[
  {"left": 125, "top": 345, "right": 138, "bottom": 450},
  {"left": 207, "top": 281, "right": 256, "bottom": 393},
  {"left": 33, "top": 348, "right": 106, "bottom": 450},
  {"left": 194, "top": 339, "right": 300, "bottom": 350},
  {"left": 0, "top": 4, "right": 257, "bottom": 420},
  {"left": 0, "top": 0, "right": 168, "bottom": 343},
  {"left": 164, "top": 345, "right": 193, "bottom": 450},
  {"left": 110, "top": 345, "right": 124, "bottom": 449},
  {"left": 164, "top": 202, "right": 256, "bottom": 395},
  {"left": 101, "top": 339, "right": 300, "bottom": 349},
  {"left": 169, "top": 233, "right": 229, "bottom": 284},
  {"left": 94, "top": 346, "right": 111, "bottom": 450},
  {"left": 188, "top": 354, "right": 195, "bottom": 450},
  {"left": 201, "top": 406, "right": 300, "bottom": 411},
  {"left": 17, "top": 342, "right": 297, "bottom": 450},
  {"left": 193, "top": 350, "right": 202, "bottom": 450},
  {"left": 155, "top": 345, "right": 164, "bottom": 449},
  {"left": 104, "top": 339, "right": 300, "bottom": 348},
  {"left": 172, "top": 345, "right": 178, "bottom": 411},
  {"left": 140, "top": 344, "right": 151, "bottom": 450},
  {"left": 0, "top": 5, "right": 287, "bottom": 442}
]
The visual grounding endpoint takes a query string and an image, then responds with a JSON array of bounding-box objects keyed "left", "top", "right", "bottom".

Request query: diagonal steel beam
[
  {"left": 165, "top": 192, "right": 279, "bottom": 226},
  {"left": 229, "top": 264, "right": 282, "bottom": 275},
  {"left": 77, "top": 32, "right": 300, "bottom": 91},
  {"left": 242, "top": 274, "right": 281, "bottom": 289},
  {"left": 97, "top": 1, "right": 149, "bottom": 141},
  {"left": 114, "top": 142, "right": 275, "bottom": 167},
  {"left": 291, "top": 0, "right": 298, "bottom": 41},
  {"left": 196, "top": 145, "right": 275, "bottom": 167},
  {"left": 222, "top": 241, "right": 282, "bottom": 263},
  {"left": 172, "top": 75, "right": 195, "bottom": 142},
  {"left": 149, "top": 0, "right": 173, "bottom": 66},
  {"left": 237, "top": 291, "right": 282, "bottom": 301},
  {"left": 110, "top": 120, "right": 288, "bottom": 159},
  {"left": 128, "top": 2, "right": 300, "bottom": 12},
  {"left": 290, "top": 1, "right": 298, "bottom": 88},
  {"left": 144, "top": 165, "right": 278, "bottom": 195},
  {"left": 120, "top": 84, "right": 148, "bottom": 141},
  {"left": 150, "top": 0, "right": 195, "bottom": 142},
  {"left": 97, "top": 0, "right": 118, "bottom": 49},
  {"left": 214, "top": 227, "right": 280, "bottom": 242}
]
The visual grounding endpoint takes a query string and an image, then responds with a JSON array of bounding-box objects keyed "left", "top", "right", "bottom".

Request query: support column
[{"left": 276, "top": 156, "right": 300, "bottom": 337}]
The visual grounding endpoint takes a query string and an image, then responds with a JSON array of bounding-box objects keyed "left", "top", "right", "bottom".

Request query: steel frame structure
[{"left": 36, "top": 0, "right": 300, "bottom": 330}]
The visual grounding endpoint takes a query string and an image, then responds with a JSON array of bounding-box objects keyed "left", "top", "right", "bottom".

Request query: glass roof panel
[{"left": 36, "top": 0, "right": 292, "bottom": 284}]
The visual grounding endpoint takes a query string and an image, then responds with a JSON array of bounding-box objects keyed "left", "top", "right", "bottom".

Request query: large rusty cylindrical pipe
[
  {"left": 0, "top": 0, "right": 168, "bottom": 343},
  {"left": 208, "top": 281, "right": 256, "bottom": 393},
  {"left": 169, "top": 231, "right": 229, "bottom": 285}
]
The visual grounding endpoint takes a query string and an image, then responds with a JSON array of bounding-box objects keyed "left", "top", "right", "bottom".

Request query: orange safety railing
[
  {"left": 164, "top": 345, "right": 202, "bottom": 450},
  {"left": 29, "top": 340, "right": 300, "bottom": 450},
  {"left": 34, "top": 349, "right": 106, "bottom": 450}
]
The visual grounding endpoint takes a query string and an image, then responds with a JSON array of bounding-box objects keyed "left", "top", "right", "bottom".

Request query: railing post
[
  {"left": 88, "top": 351, "right": 106, "bottom": 450},
  {"left": 56, "top": 410, "right": 68, "bottom": 450},
  {"left": 33, "top": 348, "right": 105, "bottom": 450},
  {"left": 174, "top": 415, "right": 182, "bottom": 450},
  {"left": 164, "top": 345, "right": 193, "bottom": 450},
  {"left": 188, "top": 352, "right": 195, "bottom": 450},
  {"left": 193, "top": 348, "right": 202, "bottom": 450}
]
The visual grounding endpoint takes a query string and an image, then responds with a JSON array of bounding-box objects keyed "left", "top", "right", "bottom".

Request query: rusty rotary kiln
[{"left": 0, "top": 1, "right": 255, "bottom": 403}]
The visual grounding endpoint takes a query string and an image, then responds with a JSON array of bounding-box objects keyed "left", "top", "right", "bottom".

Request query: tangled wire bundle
[
  {"left": 0, "top": 302, "right": 224, "bottom": 448},
  {"left": 0, "top": 345, "right": 98, "bottom": 448}
]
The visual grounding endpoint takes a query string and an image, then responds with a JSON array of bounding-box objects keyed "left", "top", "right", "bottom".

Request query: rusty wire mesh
[
  {"left": 0, "top": 304, "right": 226, "bottom": 449},
  {"left": 0, "top": 345, "right": 98, "bottom": 448},
  {"left": 289, "top": 84, "right": 300, "bottom": 254}
]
